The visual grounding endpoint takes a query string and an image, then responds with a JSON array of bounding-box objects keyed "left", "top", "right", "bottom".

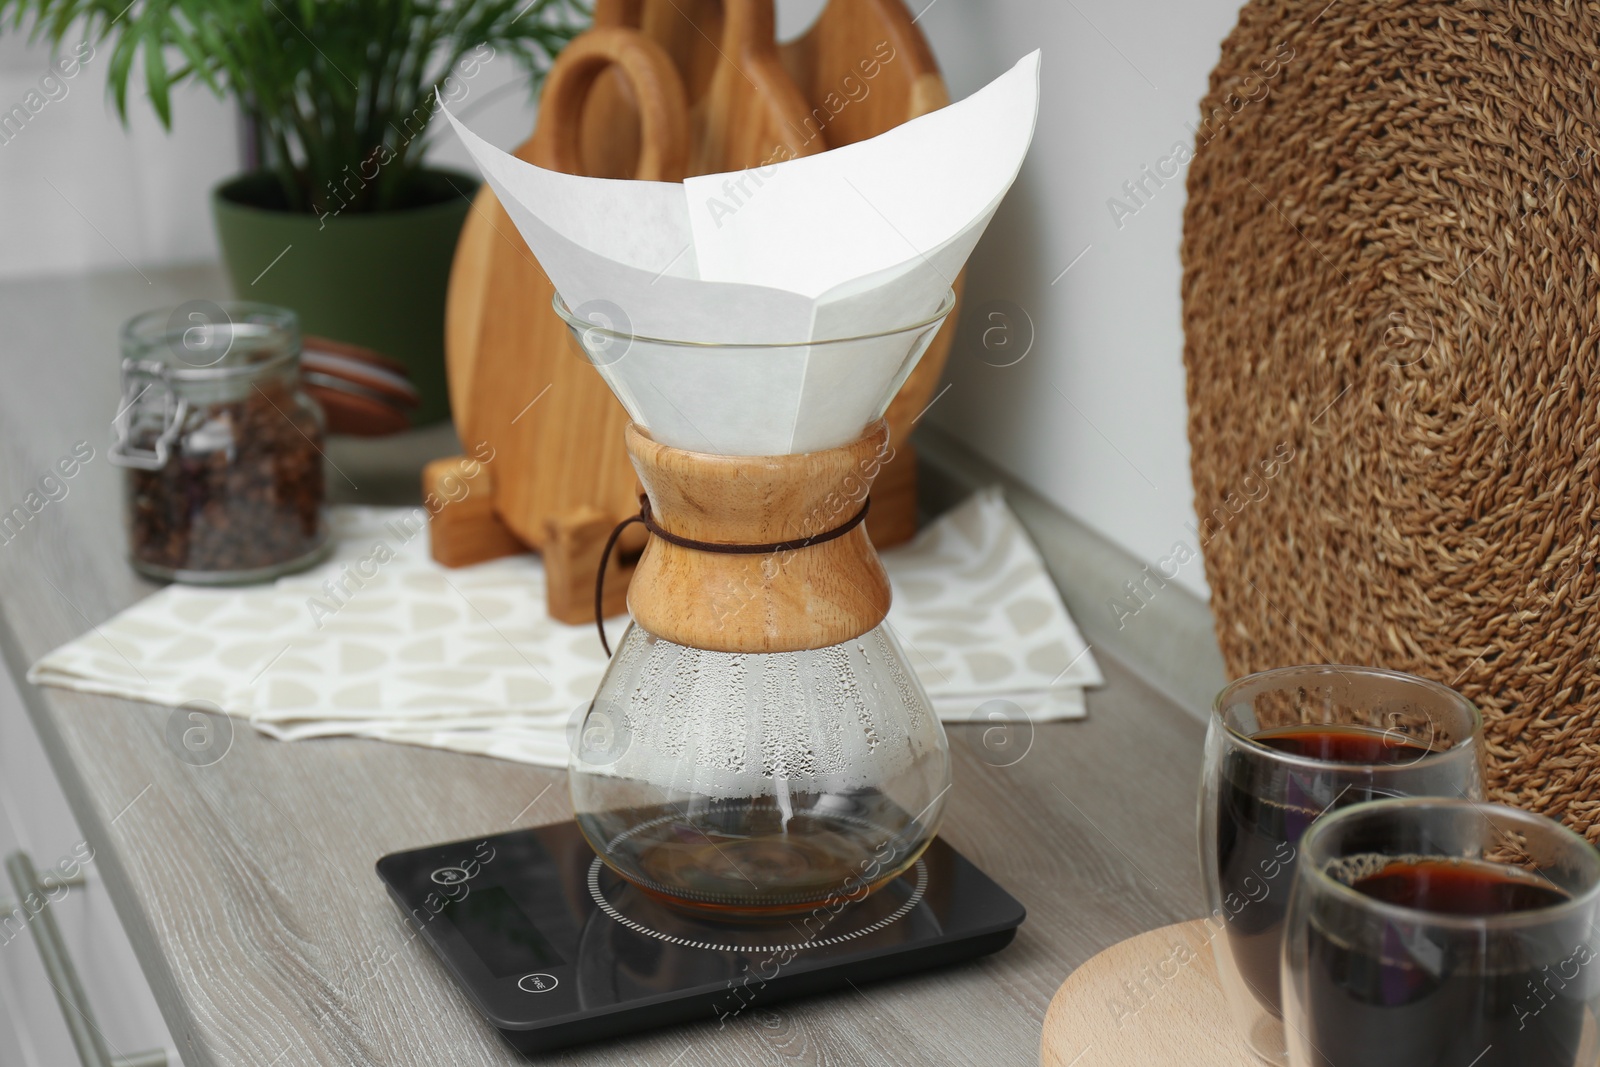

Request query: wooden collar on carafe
[{"left": 623, "top": 420, "right": 894, "bottom": 654}]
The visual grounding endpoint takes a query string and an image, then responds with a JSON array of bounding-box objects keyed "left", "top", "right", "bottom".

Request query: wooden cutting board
[
  {"left": 1040, "top": 920, "right": 1253, "bottom": 1067},
  {"left": 457, "top": 27, "right": 692, "bottom": 563},
  {"left": 443, "top": 0, "right": 652, "bottom": 431}
]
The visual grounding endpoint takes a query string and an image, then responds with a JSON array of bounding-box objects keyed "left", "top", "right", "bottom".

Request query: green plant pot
[{"left": 212, "top": 169, "right": 477, "bottom": 427}]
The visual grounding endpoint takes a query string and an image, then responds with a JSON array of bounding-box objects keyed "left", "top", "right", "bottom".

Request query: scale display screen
[{"left": 442, "top": 886, "right": 567, "bottom": 976}]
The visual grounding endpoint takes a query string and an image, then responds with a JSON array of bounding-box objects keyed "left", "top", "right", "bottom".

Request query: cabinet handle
[{"left": 4, "top": 851, "right": 169, "bottom": 1067}]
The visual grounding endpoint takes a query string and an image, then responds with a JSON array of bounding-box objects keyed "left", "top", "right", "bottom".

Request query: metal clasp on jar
[{"left": 109, "top": 358, "right": 189, "bottom": 471}]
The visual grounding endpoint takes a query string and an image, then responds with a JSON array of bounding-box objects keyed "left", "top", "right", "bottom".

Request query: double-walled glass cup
[
  {"left": 557, "top": 292, "right": 956, "bottom": 917},
  {"left": 1284, "top": 798, "right": 1600, "bottom": 1067},
  {"left": 1199, "top": 665, "right": 1484, "bottom": 1063}
]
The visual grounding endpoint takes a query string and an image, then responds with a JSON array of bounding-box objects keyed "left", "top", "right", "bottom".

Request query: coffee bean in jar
[{"left": 111, "top": 302, "right": 332, "bottom": 584}]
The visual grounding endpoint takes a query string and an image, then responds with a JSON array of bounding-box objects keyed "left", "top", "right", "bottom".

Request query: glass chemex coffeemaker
[{"left": 560, "top": 291, "right": 959, "bottom": 918}]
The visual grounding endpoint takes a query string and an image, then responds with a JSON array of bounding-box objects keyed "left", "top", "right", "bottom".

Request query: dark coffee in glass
[
  {"left": 1285, "top": 799, "right": 1600, "bottom": 1067},
  {"left": 1216, "top": 724, "right": 1436, "bottom": 1013},
  {"left": 1201, "top": 666, "right": 1484, "bottom": 1064}
]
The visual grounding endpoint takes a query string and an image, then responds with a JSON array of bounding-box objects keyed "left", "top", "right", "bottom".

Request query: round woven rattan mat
[{"left": 1182, "top": 2, "right": 1600, "bottom": 835}]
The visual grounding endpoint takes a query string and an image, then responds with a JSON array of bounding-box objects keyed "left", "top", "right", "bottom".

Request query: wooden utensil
[
  {"left": 573, "top": 0, "right": 654, "bottom": 179},
  {"left": 780, "top": 0, "right": 951, "bottom": 144},
  {"left": 688, "top": 0, "right": 821, "bottom": 170},
  {"left": 583, "top": 0, "right": 822, "bottom": 173}
]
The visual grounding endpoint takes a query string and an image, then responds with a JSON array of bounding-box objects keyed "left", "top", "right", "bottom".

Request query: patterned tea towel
[{"left": 30, "top": 487, "right": 1101, "bottom": 767}]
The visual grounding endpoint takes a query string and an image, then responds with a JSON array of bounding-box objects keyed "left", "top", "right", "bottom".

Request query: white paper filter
[{"left": 443, "top": 51, "right": 1040, "bottom": 454}]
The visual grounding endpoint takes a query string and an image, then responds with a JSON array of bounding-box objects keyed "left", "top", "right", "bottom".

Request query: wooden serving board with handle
[
  {"left": 1039, "top": 919, "right": 1252, "bottom": 1067},
  {"left": 443, "top": 0, "right": 654, "bottom": 427},
  {"left": 460, "top": 26, "right": 690, "bottom": 566},
  {"left": 434, "top": 0, "right": 964, "bottom": 620},
  {"left": 434, "top": 24, "right": 691, "bottom": 602}
]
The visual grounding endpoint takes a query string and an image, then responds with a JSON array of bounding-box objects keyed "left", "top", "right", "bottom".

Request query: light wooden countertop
[{"left": 0, "top": 266, "right": 1208, "bottom": 1067}]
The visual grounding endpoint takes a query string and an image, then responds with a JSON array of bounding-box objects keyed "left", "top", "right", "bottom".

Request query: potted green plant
[{"left": 2, "top": 0, "right": 589, "bottom": 425}]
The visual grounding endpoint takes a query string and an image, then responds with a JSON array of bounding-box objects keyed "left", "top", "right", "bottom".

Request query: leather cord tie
[{"left": 595, "top": 494, "right": 872, "bottom": 656}]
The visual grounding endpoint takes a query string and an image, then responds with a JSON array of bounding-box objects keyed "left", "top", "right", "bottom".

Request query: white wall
[
  {"left": 0, "top": 30, "right": 540, "bottom": 282},
  {"left": 909, "top": 0, "right": 1245, "bottom": 598},
  {"left": 0, "top": 1, "right": 1245, "bottom": 599},
  {"left": 0, "top": 33, "right": 235, "bottom": 279}
]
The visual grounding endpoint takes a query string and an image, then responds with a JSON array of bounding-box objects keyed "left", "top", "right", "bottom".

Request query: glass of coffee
[
  {"left": 1283, "top": 797, "right": 1600, "bottom": 1067},
  {"left": 1199, "top": 665, "right": 1484, "bottom": 1063}
]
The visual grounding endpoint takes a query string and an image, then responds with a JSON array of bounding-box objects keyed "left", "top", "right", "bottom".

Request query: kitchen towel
[{"left": 29, "top": 487, "right": 1100, "bottom": 767}]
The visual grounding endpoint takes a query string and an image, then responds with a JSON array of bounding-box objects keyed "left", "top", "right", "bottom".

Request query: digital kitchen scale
[{"left": 377, "top": 820, "right": 1025, "bottom": 1053}]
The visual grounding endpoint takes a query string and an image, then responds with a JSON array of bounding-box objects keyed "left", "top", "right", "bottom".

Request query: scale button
[
  {"left": 429, "top": 866, "right": 470, "bottom": 885},
  {"left": 518, "top": 973, "right": 559, "bottom": 994}
]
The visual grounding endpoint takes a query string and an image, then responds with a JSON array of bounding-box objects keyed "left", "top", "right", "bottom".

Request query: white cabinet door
[{"left": 0, "top": 660, "right": 181, "bottom": 1067}]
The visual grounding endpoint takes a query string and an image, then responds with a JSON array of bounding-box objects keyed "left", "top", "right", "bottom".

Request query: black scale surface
[{"left": 377, "top": 820, "right": 1026, "bottom": 1053}]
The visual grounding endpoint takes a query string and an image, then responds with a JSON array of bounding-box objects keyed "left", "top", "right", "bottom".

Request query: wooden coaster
[{"left": 1040, "top": 919, "right": 1255, "bottom": 1066}]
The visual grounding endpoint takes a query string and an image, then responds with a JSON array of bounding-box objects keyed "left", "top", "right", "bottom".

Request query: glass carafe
[{"left": 557, "top": 291, "right": 956, "bottom": 916}]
